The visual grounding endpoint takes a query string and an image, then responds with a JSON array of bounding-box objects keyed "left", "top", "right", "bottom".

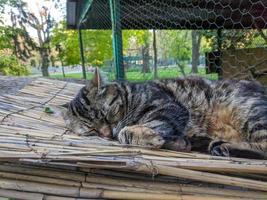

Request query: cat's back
[
  {"left": 210, "top": 79, "right": 267, "bottom": 104},
  {"left": 154, "top": 76, "right": 213, "bottom": 110}
]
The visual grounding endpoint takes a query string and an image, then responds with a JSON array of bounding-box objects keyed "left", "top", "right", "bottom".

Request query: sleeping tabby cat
[{"left": 63, "top": 69, "right": 267, "bottom": 159}]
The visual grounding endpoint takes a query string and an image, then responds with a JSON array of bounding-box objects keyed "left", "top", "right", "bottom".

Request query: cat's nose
[{"left": 99, "top": 125, "right": 112, "bottom": 138}]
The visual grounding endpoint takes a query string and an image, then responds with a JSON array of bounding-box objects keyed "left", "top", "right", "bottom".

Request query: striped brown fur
[{"left": 63, "top": 69, "right": 267, "bottom": 159}]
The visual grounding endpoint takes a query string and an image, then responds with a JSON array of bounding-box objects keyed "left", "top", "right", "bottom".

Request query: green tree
[
  {"left": 123, "top": 30, "right": 151, "bottom": 73},
  {"left": 51, "top": 22, "right": 80, "bottom": 66},
  {"left": 191, "top": 30, "right": 202, "bottom": 74},
  {"left": 201, "top": 29, "right": 267, "bottom": 51},
  {"left": 0, "top": 54, "right": 29, "bottom": 75},
  {"left": 152, "top": 30, "right": 158, "bottom": 79},
  {"left": 0, "top": 0, "right": 34, "bottom": 75},
  {"left": 8, "top": 0, "right": 60, "bottom": 77},
  {"left": 162, "top": 30, "right": 191, "bottom": 76},
  {"left": 123, "top": 30, "right": 150, "bottom": 50},
  {"left": 52, "top": 22, "right": 113, "bottom": 68},
  {"left": 83, "top": 30, "right": 113, "bottom": 67},
  {"left": 0, "top": 0, "right": 35, "bottom": 61}
]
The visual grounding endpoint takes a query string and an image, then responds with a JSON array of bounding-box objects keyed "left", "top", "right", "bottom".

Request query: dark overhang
[{"left": 67, "top": 0, "right": 267, "bottom": 30}]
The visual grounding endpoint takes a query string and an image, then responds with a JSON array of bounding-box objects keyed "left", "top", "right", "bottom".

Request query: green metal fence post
[
  {"left": 109, "top": 0, "right": 125, "bottom": 81},
  {"left": 78, "top": 29, "right": 87, "bottom": 79}
]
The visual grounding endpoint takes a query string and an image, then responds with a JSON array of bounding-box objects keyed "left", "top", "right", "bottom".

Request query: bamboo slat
[{"left": 0, "top": 78, "right": 266, "bottom": 199}]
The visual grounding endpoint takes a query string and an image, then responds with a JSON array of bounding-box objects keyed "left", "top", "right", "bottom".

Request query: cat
[{"left": 62, "top": 68, "right": 267, "bottom": 159}]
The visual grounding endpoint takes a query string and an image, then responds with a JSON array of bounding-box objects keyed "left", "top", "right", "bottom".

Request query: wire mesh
[{"left": 78, "top": 0, "right": 267, "bottom": 84}]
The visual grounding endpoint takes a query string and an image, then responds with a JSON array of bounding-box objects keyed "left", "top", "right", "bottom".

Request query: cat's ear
[
  {"left": 92, "top": 67, "right": 102, "bottom": 88},
  {"left": 86, "top": 67, "right": 102, "bottom": 90}
]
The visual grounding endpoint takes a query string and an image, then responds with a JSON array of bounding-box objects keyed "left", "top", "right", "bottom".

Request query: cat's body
[{"left": 64, "top": 69, "right": 267, "bottom": 159}]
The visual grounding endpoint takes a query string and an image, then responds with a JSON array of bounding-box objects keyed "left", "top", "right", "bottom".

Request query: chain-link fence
[{"left": 71, "top": 0, "right": 267, "bottom": 84}]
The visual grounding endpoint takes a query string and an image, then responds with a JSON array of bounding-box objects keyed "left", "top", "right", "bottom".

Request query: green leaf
[{"left": 44, "top": 106, "right": 54, "bottom": 114}]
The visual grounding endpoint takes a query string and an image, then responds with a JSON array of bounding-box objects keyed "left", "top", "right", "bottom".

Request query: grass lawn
[
  {"left": 125, "top": 68, "right": 218, "bottom": 82},
  {"left": 50, "top": 72, "right": 94, "bottom": 80},
  {"left": 50, "top": 67, "right": 218, "bottom": 82}
]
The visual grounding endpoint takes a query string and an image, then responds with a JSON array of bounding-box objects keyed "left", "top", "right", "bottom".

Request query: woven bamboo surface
[{"left": 0, "top": 78, "right": 266, "bottom": 200}]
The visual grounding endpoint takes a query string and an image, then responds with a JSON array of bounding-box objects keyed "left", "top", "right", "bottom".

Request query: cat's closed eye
[
  {"left": 97, "top": 87, "right": 107, "bottom": 96},
  {"left": 106, "top": 104, "right": 121, "bottom": 122}
]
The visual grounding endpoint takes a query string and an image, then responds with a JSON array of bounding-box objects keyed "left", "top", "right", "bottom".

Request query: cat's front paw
[
  {"left": 117, "top": 125, "right": 165, "bottom": 148},
  {"left": 209, "top": 140, "right": 265, "bottom": 159},
  {"left": 209, "top": 140, "right": 230, "bottom": 157}
]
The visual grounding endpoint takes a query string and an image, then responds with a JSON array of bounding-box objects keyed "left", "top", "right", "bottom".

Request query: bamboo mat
[{"left": 0, "top": 78, "right": 266, "bottom": 200}]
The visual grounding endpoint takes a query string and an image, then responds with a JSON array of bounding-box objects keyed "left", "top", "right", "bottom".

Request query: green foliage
[
  {"left": 0, "top": 54, "right": 29, "bottom": 75},
  {"left": 51, "top": 22, "right": 113, "bottom": 67},
  {"left": 201, "top": 30, "right": 267, "bottom": 51},
  {"left": 0, "top": 21, "right": 24, "bottom": 50},
  {"left": 123, "top": 30, "right": 150, "bottom": 50},
  {"left": 0, "top": 25, "right": 34, "bottom": 59},
  {"left": 162, "top": 30, "right": 191, "bottom": 61},
  {"left": 83, "top": 30, "right": 113, "bottom": 66},
  {"left": 44, "top": 106, "right": 54, "bottom": 114},
  {"left": 51, "top": 22, "right": 80, "bottom": 65},
  {"left": 0, "top": 26, "right": 13, "bottom": 49},
  {"left": 246, "top": 30, "right": 267, "bottom": 48}
]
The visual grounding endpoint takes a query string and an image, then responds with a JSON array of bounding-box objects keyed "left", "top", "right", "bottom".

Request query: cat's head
[{"left": 62, "top": 68, "right": 125, "bottom": 138}]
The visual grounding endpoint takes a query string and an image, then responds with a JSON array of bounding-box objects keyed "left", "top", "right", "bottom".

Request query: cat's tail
[
  {"left": 244, "top": 97, "right": 267, "bottom": 158},
  {"left": 209, "top": 80, "right": 267, "bottom": 159},
  {"left": 231, "top": 95, "right": 267, "bottom": 159},
  {"left": 245, "top": 94, "right": 267, "bottom": 137}
]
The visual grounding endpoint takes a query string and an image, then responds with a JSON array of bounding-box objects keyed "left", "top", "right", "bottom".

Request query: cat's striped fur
[{"left": 63, "top": 69, "right": 267, "bottom": 159}]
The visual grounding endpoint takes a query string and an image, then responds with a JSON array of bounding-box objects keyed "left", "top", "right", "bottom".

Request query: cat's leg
[
  {"left": 117, "top": 125, "right": 165, "bottom": 148},
  {"left": 116, "top": 101, "right": 191, "bottom": 150},
  {"left": 117, "top": 125, "right": 191, "bottom": 151},
  {"left": 188, "top": 135, "right": 212, "bottom": 152},
  {"left": 163, "top": 137, "right": 191, "bottom": 152},
  {"left": 209, "top": 139, "right": 267, "bottom": 159}
]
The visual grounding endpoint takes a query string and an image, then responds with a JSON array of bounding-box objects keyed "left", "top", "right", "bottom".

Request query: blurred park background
[{"left": 0, "top": 0, "right": 266, "bottom": 83}]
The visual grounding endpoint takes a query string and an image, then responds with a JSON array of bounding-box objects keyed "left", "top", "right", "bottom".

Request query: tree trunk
[
  {"left": 152, "top": 30, "right": 158, "bottom": 79},
  {"left": 61, "top": 60, "right": 65, "bottom": 78},
  {"left": 176, "top": 60, "right": 186, "bottom": 77},
  {"left": 142, "top": 42, "right": 150, "bottom": 74},
  {"left": 40, "top": 47, "right": 50, "bottom": 77},
  {"left": 191, "top": 30, "right": 201, "bottom": 74}
]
